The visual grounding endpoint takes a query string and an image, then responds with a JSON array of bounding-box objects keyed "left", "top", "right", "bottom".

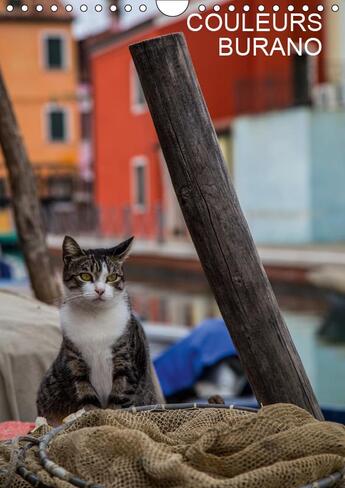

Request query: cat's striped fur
[{"left": 36, "top": 236, "right": 159, "bottom": 425}]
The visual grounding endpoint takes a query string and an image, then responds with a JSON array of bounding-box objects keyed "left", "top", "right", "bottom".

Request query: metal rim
[
  {"left": 299, "top": 470, "right": 344, "bottom": 488},
  {"left": 123, "top": 402, "right": 259, "bottom": 413}
]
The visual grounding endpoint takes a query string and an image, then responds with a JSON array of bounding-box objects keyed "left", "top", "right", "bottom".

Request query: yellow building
[{"left": 0, "top": 0, "right": 80, "bottom": 232}]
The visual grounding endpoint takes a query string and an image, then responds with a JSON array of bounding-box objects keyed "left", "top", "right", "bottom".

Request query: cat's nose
[{"left": 95, "top": 287, "right": 105, "bottom": 296}]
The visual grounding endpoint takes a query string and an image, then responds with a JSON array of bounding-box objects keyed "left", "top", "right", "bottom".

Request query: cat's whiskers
[
  {"left": 43, "top": 295, "right": 65, "bottom": 306},
  {"left": 43, "top": 293, "right": 98, "bottom": 306},
  {"left": 62, "top": 292, "right": 97, "bottom": 304}
]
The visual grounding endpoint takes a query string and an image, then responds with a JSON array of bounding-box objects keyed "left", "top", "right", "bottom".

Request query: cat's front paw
[
  {"left": 82, "top": 404, "right": 100, "bottom": 412},
  {"left": 208, "top": 395, "right": 225, "bottom": 405}
]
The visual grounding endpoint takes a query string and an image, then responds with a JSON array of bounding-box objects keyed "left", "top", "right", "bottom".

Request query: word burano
[{"left": 187, "top": 12, "right": 322, "bottom": 56}]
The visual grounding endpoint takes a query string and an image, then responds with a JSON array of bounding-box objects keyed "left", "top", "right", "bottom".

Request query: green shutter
[
  {"left": 47, "top": 37, "right": 63, "bottom": 69},
  {"left": 49, "top": 110, "right": 66, "bottom": 141}
]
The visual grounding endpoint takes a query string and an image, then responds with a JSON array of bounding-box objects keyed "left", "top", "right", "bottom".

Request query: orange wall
[
  {"left": 92, "top": 42, "right": 162, "bottom": 238},
  {"left": 92, "top": 50, "right": 160, "bottom": 204},
  {"left": 0, "top": 21, "right": 79, "bottom": 174}
]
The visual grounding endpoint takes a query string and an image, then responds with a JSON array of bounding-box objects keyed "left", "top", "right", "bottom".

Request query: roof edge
[{"left": 86, "top": 18, "right": 156, "bottom": 55}]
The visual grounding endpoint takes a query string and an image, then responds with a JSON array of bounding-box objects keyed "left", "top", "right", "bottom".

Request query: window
[
  {"left": 132, "top": 158, "right": 148, "bottom": 211},
  {"left": 0, "top": 179, "right": 9, "bottom": 207},
  {"left": 293, "top": 50, "right": 318, "bottom": 107},
  {"left": 293, "top": 54, "right": 311, "bottom": 106},
  {"left": 46, "top": 106, "right": 68, "bottom": 142},
  {"left": 44, "top": 35, "right": 66, "bottom": 70},
  {"left": 131, "top": 64, "right": 146, "bottom": 114}
]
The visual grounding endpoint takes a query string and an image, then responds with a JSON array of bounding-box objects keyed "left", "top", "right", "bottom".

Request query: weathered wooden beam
[
  {"left": 130, "top": 33, "right": 323, "bottom": 419},
  {"left": 0, "top": 69, "right": 60, "bottom": 304}
]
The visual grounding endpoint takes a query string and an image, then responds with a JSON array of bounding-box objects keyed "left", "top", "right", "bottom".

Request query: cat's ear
[
  {"left": 110, "top": 236, "right": 134, "bottom": 263},
  {"left": 62, "top": 236, "right": 83, "bottom": 263}
]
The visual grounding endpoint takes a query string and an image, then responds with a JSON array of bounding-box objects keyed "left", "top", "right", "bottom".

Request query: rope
[{"left": 1, "top": 435, "right": 39, "bottom": 488}]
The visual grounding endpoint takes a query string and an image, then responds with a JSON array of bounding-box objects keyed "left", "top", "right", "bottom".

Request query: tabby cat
[{"left": 37, "top": 236, "right": 159, "bottom": 425}]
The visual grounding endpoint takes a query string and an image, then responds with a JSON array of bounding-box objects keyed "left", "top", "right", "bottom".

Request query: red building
[{"left": 88, "top": 0, "right": 325, "bottom": 240}]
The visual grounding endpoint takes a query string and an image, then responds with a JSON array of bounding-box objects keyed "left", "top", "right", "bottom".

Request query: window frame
[
  {"left": 41, "top": 31, "right": 68, "bottom": 71},
  {"left": 131, "top": 156, "right": 149, "bottom": 213},
  {"left": 43, "top": 103, "right": 71, "bottom": 144},
  {"left": 130, "top": 62, "right": 147, "bottom": 115}
]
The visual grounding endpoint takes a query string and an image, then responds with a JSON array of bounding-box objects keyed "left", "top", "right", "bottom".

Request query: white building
[{"left": 234, "top": 107, "right": 345, "bottom": 244}]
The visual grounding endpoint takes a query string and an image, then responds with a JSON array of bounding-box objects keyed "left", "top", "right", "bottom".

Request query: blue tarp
[
  {"left": 154, "top": 318, "right": 237, "bottom": 397},
  {"left": 0, "top": 259, "right": 11, "bottom": 279}
]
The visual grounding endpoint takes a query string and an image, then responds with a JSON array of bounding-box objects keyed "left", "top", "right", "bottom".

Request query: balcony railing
[
  {"left": 41, "top": 203, "right": 180, "bottom": 243},
  {"left": 234, "top": 78, "right": 306, "bottom": 115}
]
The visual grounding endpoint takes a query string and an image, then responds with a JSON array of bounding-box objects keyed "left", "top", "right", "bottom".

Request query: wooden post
[
  {"left": 0, "top": 69, "right": 60, "bottom": 304},
  {"left": 130, "top": 34, "right": 323, "bottom": 419}
]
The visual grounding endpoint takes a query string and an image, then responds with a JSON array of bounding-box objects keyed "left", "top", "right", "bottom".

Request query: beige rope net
[{"left": 1, "top": 403, "right": 345, "bottom": 488}]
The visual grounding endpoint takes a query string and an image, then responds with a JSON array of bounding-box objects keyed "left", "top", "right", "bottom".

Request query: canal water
[
  {"left": 129, "top": 282, "right": 345, "bottom": 408},
  {"left": 287, "top": 311, "right": 345, "bottom": 408}
]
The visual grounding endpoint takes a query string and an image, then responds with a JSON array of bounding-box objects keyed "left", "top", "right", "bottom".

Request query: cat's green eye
[
  {"left": 107, "top": 273, "right": 120, "bottom": 283},
  {"left": 79, "top": 273, "right": 92, "bottom": 282}
]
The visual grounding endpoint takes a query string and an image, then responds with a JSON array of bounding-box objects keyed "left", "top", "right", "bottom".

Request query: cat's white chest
[
  {"left": 60, "top": 298, "right": 129, "bottom": 407},
  {"left": 80, "top": 341, "right": 113, "bottom": 407}
]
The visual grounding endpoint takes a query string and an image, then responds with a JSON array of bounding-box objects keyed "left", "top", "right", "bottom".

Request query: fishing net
[{"left": 1, "top": 403, "right": 345, "bottom": 488}]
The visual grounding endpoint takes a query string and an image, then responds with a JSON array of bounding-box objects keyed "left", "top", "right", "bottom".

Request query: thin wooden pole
[
  {"left": 130, "top": 33, "right": 323, "bottom": 420},
  {"left": 0, "top": 69, "right": 60, "bottom": 304}
]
